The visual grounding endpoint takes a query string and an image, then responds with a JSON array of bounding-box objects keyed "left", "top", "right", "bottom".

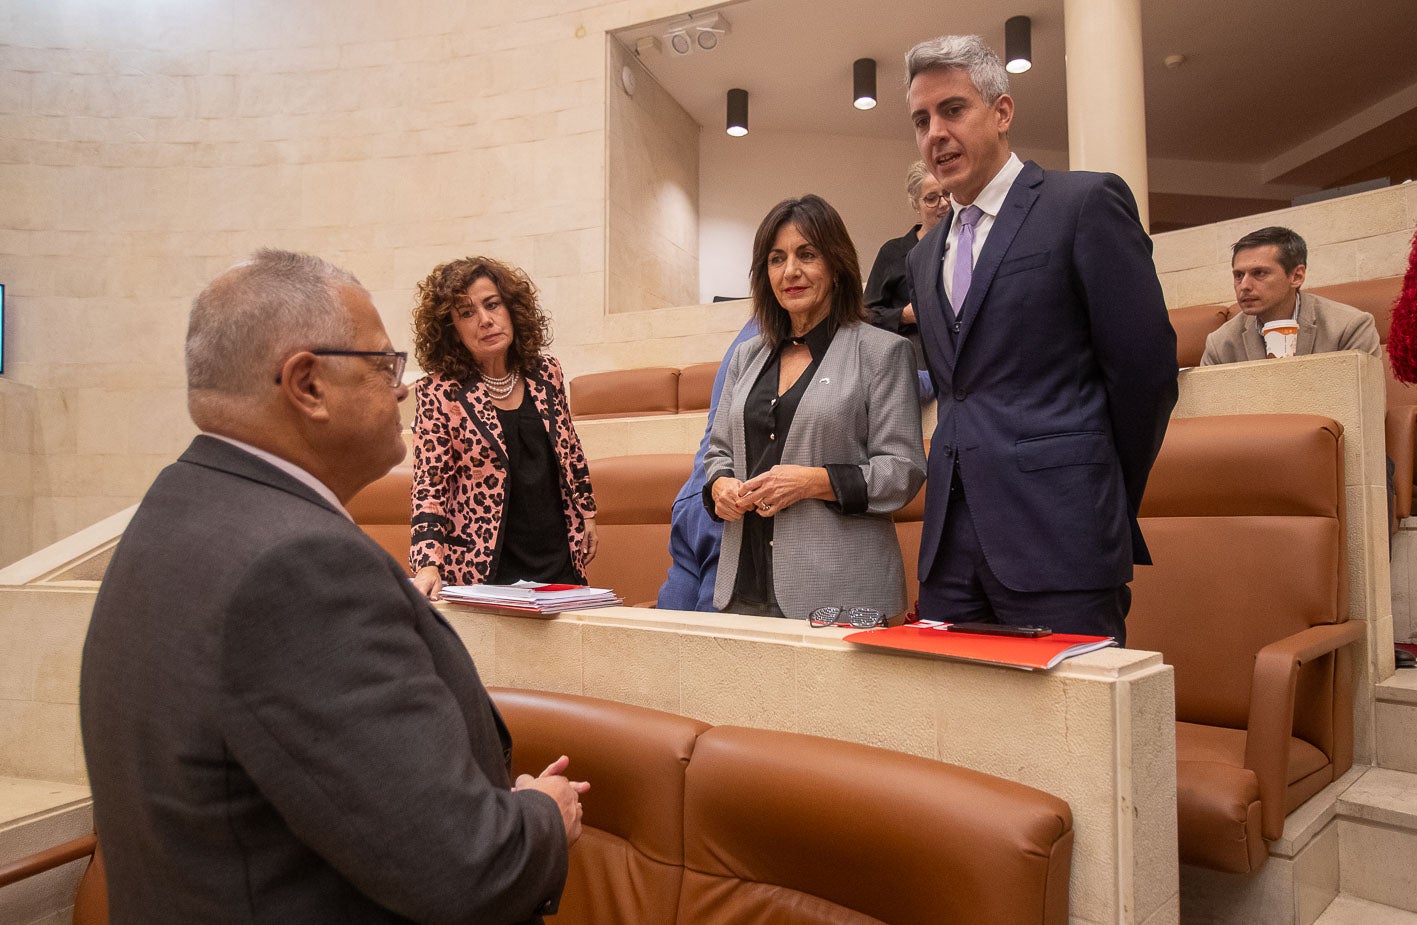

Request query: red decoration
[{"left": 1387, "top": 226, "right": 1417, "bottom": 383}]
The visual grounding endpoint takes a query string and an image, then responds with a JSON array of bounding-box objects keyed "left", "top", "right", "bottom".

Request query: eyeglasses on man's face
[{"left": 275, "top": 349, "right": 408, "bottom": 387}]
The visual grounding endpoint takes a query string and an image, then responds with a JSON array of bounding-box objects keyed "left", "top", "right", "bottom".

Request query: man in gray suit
[{"left": 80, "top": 250, "right": 584, "bottom": 924}]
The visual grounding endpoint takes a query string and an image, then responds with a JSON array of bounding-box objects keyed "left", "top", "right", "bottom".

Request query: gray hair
[
  {"left": 186, "top": 249, "right": 360, "bottom": 395},
  {"left": 905, "top": 160, "right": 933, "bottom": 204},
  {"left": 905, "top": 35, "right": 1010, "bottom": 104}
]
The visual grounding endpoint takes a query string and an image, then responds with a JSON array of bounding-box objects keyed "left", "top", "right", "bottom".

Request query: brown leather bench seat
[
  {"left": 1131, "top": 413, "right": 1361, "bottom": 873},
  {"left": 492, "top": 687, "right": 1074, "bottom": 925},
  {"left": 567, "top": 361, "right": 728, "bottom": 420}
]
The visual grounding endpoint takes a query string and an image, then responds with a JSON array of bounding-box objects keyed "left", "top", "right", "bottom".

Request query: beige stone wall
[
  {"left": 1153, "top": 182, "right": 1417, "bottom": 308},
  {"left": 0, "top": 379, "right": 35, "bottom": 568},
  {"left": 606, "top": 36, "right": 700, "bottom": 315},
  {"left": 0, "top": 0, "right": 707, "bottom": 559}
]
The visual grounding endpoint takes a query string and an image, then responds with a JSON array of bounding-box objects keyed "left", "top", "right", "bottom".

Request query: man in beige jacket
[{"left": 1201, "top": 226, "right": 1380, "bottom": 365}]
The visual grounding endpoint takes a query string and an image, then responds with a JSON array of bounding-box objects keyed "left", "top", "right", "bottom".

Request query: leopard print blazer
[{"left": 410, "top": 356, "right": 597, "bottom": 585}]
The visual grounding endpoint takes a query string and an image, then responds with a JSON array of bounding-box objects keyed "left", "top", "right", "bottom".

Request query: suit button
[
  {"left": 953, "top": 321, "right": 961, "bottom": 333},
  {"left": 942, "top": 446, "right": 954, "bottom": 457},
  {"left": 953, "top": 388, "right": 967, "bottom": 400}
]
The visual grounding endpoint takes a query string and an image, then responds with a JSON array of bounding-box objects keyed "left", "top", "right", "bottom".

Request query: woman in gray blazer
[{"left": 703, "top": 194, "right": 927, "bottom": 621}]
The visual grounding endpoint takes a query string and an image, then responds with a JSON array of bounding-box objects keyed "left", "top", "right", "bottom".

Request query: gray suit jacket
[
  {"left": 1200, "top": 291, "right": 1382, "bottom": 365},
  {"left": 80, "top": 436, "right": 567, "bottom": 925},
  {"left": 704, "top": 322, "right": 926, "bottom": 619}
]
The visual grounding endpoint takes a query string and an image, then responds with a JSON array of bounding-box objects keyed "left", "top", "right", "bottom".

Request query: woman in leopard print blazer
[{"left": 409, "top": 256, "right": 597, "bottom": 600}]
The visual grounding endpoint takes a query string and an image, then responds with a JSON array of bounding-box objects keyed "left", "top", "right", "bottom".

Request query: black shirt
[
  {"left": 864, "top": 226, "right": 929, "bottom": 372},
  {"left": 490, "top": 390, "right": 580, "bottom": 585}
]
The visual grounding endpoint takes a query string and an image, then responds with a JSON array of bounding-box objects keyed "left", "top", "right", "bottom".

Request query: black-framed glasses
[
  {"left": 920, "top": 192, "right": 947, "bottom": 207},
  {"left": 276, "top": 349, "right": 407, "bottom": 386},
  {"left": 808, "top": 606, "right": 913, "bottom": 629}
]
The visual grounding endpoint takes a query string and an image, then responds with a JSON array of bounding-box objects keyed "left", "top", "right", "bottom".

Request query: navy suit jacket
[{"left": 907, "top": 161, "right": 1178, "bottom": 592}]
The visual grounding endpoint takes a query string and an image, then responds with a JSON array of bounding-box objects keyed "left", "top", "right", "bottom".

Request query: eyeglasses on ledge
[{"left": 808, "top": 606, "right": 915, "bottom": 629}]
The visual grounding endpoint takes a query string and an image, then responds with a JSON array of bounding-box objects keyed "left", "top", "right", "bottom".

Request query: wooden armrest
[
  {"left": 1244, "top": 621, "right": 1365, "bottom": 840},
  {"left": 0, "top": 833, "right": 97, "bottom": 888},
  {"left": 1386, "top": 406, "right": 1417, "bottom": 519}
]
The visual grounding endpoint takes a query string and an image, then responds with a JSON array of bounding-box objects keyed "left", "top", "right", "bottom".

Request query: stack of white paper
[{"left": 440, "top": 580, "right": 622, "bottom": 615}]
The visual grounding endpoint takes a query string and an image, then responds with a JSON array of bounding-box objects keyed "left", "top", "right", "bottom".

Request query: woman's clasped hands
[{"left": 711, "top": 465, "right": 831, "bottom": 521}]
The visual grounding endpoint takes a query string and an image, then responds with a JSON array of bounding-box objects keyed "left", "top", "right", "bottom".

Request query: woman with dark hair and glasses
[
  {"left": 703, "top": 195, "right": 926, "bottom": 620},
  {"left": 408, "top": 256, "right": 597, "bottom": 600},
  {"left": 865, "top": 160, "right": 948, "bottom": 397}
]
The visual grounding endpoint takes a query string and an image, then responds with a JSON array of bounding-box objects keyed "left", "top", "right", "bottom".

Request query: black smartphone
[{"left": 946, "top": 622, "right": 1052, "bottom": 638}]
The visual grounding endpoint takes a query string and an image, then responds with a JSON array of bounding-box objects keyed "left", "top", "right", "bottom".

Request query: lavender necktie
[{"left": 950, "top": 205, "right": 984, "bottom": 315}]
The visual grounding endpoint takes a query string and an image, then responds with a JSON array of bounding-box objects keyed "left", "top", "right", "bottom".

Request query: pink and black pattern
[{"left": 410, "top": 355, "right": 596, "bottom": 585}]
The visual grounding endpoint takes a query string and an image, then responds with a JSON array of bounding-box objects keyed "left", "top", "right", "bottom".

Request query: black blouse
[
  {"left": 864, "top": 226, "right": 929, "bottom": 372},
  {"left": 706, "top": 321, "right": 867, "bottom": 611},
  {"left": 490, "top": 390, "right": 580, "bottom": 584}
]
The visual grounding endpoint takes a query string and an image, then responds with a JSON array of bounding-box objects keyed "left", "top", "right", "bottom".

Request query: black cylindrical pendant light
[
  {"left": 726, "top": 88, "right": 748, "bottom": 137},
  {"left": 1005, "top": 16, "right": 1032, "bottom": 74},
  {"left": 853, "top": 58, "right": 877, "bottom": 110}
]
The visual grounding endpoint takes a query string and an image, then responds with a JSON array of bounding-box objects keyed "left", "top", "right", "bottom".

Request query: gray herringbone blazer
[{"left": 704, "top": 321, "right": 926, "bottom": 620}]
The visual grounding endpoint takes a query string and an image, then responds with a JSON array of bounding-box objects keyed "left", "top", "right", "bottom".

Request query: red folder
[{"left": 842, "top": 624, "right": 1116, "bottom": 671}]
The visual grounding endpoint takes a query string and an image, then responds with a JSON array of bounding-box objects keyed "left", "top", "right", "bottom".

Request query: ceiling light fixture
[
  {"left": 726, "top": 88, "right": 748, "bottom": 137},
  {"left": 1005, "top": 16, "right": 1032, "bottom": 74},
  {"left": 664, "top": 12, "right": 731, "bottom": 57},
  {"left": 853, "top": 58, "right": 877, "bottom": 110}
]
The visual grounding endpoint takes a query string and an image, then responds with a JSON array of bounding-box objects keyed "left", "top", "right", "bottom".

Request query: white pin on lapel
[{"left": 819, "top": 377, "right": 830, "bottom": 384}]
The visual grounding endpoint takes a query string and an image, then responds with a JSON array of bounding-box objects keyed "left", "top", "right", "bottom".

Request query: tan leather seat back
[
  {"left": 1307, "top": 275, "right": 1402, "bottom": 342},
  {"left": 493, "top": 688, "right": 709, "bottom": 925},
  {"left": 345, "top": 463, "right": 414, "bottom": 574},
  {"left": 570, "top": 367, "right": 681, "bottom": 419},
  {"left": 1169, "top": 302, "right": 1234, "bottom": 367},
  {"left": 680, "top": 725, "right": 1073, "bottom": 925},
  {"left": 584, "top": 454, "right": 692, "bottom": 605},
  {"left": 73, "top": 843, "right": 108, "bottom": 925},
  {"left": 677, "top": 362, "right": 719, "bottom": 413},
  {"left": 1131, "top": 414, "right": 1345, "bottom": 730}
]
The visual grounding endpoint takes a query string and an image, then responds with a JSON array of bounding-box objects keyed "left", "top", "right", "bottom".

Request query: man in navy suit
[{"left": 904, "top": 35, "right": 1178, "bottom": 643}]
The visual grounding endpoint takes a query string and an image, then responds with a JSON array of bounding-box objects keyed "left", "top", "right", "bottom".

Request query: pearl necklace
[{"left": 480, "top": 369, "right": 518, "bottom": 400}]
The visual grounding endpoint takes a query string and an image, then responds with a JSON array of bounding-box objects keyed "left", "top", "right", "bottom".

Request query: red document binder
[{"left": 842, "top": 624, "right": 1116, "bottom": 671}]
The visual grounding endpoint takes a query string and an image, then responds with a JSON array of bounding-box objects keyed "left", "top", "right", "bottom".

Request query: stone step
[
  {"left": 0, "top": 776, "right": 93, "bottom": 925},
  {"left": 1334, "top": 767, "right": 1417, "bottom": 913},
  {"left": 1376, "top": 671, "right": 1417, "bottom": 773},
  {"left": 1314, "top": 894, "right": 1417, "bottom": 924}
]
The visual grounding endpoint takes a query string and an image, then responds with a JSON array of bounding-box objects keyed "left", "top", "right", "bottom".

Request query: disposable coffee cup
[{"left": 1261, "top": 320, "right": 1299, "bottom": 358}]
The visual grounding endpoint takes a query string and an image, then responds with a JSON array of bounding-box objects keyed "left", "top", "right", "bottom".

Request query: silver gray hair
[
  {"left": 905, "top": 35, "right": 1010, "bottom": 104},
  {"left": 186, "top": 249, "right": 360, "bottom": 395},
  {"left": 905, "top": 160, "right": 933, "bottom": 204}
]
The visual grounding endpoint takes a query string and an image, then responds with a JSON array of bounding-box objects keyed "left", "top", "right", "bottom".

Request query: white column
[{"left": 1063, "top": 0, "right": 1151, "bottom": 229}]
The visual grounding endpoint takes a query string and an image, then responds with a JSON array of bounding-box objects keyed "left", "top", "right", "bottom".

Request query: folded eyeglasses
[{"left": 807, "top": 606, "right": 914, "bottom": 629}]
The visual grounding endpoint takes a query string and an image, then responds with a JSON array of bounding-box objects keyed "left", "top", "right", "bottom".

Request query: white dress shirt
[{"left": 942, "top": 152, "right": 1026, "bottom": 306}]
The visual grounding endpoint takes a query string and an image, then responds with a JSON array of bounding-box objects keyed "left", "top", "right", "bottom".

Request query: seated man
[
  {"left": 80, "top": 249, "right": 586, "bottom": 924},
  {"left": 1201, "top": 226, "right": 1381, "bottom": 365}
]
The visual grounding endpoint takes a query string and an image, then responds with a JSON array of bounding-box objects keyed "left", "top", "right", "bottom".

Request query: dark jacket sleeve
[
  {"left": 864, "top": 232, "right": 917, "bottom": 333},
  {"left": 1075, "top": 174, "right": 1179, "bottom": 519},
  {"left": 220, "top": 533, "right": 567, "bottom": 924}
]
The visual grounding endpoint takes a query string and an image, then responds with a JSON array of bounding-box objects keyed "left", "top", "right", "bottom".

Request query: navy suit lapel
[
  {"left": 913, "top": 217, "right": 957, "bottom": 378},
  {"left": 953, "top": 161, "right": 1043, "bottom": 355}
]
